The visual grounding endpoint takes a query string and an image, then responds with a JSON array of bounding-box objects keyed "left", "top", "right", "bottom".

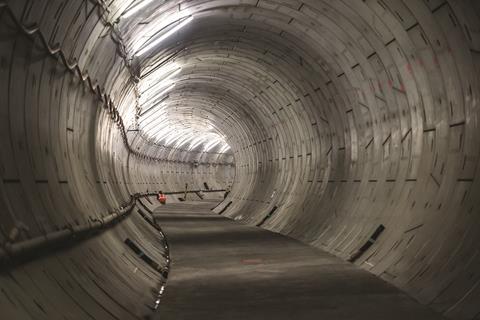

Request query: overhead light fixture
[
  {"left": 141, "top": 94, "right": 171, "bottom": 114},
  {"left": 139, "top": 94, "right": 170, "bottom": 117},
  {"left": 219, "top": 144, "right": 231, "bottom": 153},
  {"left": 140, "top": 68, "right": 182, "bottom": 100},
  {"left": 204, "top": 140, "right": 221, "bottom": 152},
  {"left": 174, "top": 133, "right": 196, "bottom": 148},
  {"left": 188, "top": 136, "right": 207, "bottom": 151},
  {"left": 122, "top": 0, "right": 154, "bottom": 18},
  {"left": 145, "top": 83, "right": 175, "bottom": 102},
  {"left": 140, "top": 80, "right": 174, "bottom": 104},
  {"left": 141, "top": 66, "right": 182, "bottom": 91},
  {"left": 136, "top": 16, "right": 194, "bottom": 56}
]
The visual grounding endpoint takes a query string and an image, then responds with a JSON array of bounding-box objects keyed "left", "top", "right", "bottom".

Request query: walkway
[{"left": 153, "top": 201, "right": 443, "bottom": 320}]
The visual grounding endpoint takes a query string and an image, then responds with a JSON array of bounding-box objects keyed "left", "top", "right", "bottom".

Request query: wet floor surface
[{"left": 152, "top": 201, "right": 444, "bottom": 320}]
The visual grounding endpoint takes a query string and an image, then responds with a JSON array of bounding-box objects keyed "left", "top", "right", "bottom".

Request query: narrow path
[{"left": 153, "top": 201, "right": 443, "bottom": 320}]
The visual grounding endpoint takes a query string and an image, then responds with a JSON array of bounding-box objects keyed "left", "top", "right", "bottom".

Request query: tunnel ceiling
[{"left": 115, "top": 0, "right": 348, "bottom": 156}]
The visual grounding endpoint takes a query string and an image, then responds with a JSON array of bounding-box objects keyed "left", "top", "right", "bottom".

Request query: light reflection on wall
[{"left": 137, "top": 62, "right": 230, "bottom": 154}]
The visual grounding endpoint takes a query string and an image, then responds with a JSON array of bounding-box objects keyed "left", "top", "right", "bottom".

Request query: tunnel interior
[{"left": 0, "top": 0, "right": 480, "bottom": 319}]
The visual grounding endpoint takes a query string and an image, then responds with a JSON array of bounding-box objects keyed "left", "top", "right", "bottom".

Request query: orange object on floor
[{"left": 158, "top": 193, "right": 167, "bottom": 204}]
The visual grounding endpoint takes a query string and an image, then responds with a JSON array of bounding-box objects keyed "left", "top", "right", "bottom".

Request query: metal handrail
[{"left": 0, "top": 189, "right": 225, "bottom": 263}]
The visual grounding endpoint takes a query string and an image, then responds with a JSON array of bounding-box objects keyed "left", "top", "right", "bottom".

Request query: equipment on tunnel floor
[
  {"left": 158, "top": 191, "right": 167, "bottom": 205},
  {"left": 224, "top": 185, "right": 231, "bottom": 199},
  {"left": 348, "top": 224, "right": 386, "bottom": 263}
]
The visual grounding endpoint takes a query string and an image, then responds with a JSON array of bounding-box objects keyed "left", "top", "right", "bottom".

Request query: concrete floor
[{"left": 152, "top": 201, "right": 444, "bottom": 320}]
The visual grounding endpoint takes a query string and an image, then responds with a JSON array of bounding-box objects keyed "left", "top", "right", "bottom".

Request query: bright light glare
[
  {"left": 165, "top": 131, "right": 183, "bottom": 145},
  {"left": 203, "top": 139, "right": 221, "bottom": 152},
  {"left": 140, "top": 80, "right": 174, "bottom": 104},
  {"left": 189, "top": 137, "right": 207, "bottom": 151},
  {"left": 151, "top": 125, "right": 174, "bottom": 140},
  {"left": 174, "top": 133, "right": 196, "bottom": 148},
  {"left": 136, "top": 16, "right": 194, "bottom": 56},
  {"left": 219, "top": 144, "right": 231, "bottom": 153},
  {"left": 140, "top": 67, "right": 182, "bottom": 93},
  {"left": 138, "top": 84, "right": 174, "bottom": 119},
  {"left": 141, "top": 95, "right": 170, "bottom": 114},
  {"left": 140, "top": 110, "right": 167, "bottom": 128},
  {"left": 140, "top": 119, "right": 231, "bottom": 153},
  {"left": 135, "top": 50, "right": 230, "bottom": 154},
  {"left": 145, "top": 83, "right": 175, "bottom": 103},
  {"left": 122, "top": 0, "right": 154, "bottom": 18}
]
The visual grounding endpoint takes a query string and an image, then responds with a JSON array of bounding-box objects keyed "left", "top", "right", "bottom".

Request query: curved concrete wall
[
  {"left": 1, "top": 0, "right": 480, "bottom": 319},
  {"left": 0, "top": 1, "right": 230, "bottom": 318}
]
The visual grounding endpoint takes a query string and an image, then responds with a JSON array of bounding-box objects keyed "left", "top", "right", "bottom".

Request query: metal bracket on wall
[
  {"left": 348, "top": 224, "right": 386, "bottom": 263},
  {"left": 256, "top": 206, "right": 278, "bottom": 227},
  {"left": 218, "top": 201, "right": 233, "bottom": 215}
]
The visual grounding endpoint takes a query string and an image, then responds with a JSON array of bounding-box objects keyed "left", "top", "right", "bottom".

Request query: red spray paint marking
[
  {"left": 417, "top": 57, "right": 424, "bottom": 67},
  {"left": 406, "top": 63, "right": 413, "bottom": 74}
]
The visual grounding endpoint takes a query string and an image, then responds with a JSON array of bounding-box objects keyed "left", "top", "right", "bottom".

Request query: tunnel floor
[{"left": 152, "top": 201, "right": 444, "bottom": 320}]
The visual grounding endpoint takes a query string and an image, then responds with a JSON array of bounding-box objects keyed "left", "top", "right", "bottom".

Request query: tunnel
[{"left": 0, "top": 0, "right": 479, "bottom": 319}]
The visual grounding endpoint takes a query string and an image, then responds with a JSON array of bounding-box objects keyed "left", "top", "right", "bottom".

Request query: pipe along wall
[{"left": 1, "top": 0, "right": 480, "bottom": 319}]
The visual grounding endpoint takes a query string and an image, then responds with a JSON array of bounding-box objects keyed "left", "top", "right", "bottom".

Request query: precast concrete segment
[
  {"left": 0, "top": 206, "right": 169, "bottom": 319},
  {"left": 153, "top": 201, "right": 444, "bottom": 320}
]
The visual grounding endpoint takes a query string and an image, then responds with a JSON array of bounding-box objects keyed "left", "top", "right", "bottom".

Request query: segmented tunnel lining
[{"left": 0, "top": 1, "right": 479, "bottom": 319}]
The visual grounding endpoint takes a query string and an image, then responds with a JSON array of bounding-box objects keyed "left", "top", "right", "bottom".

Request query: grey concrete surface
[
  {"left": 1, "top": 1, "right": 480, "bottom": 319},
  {"left": 154, "top": 201, "right": 444, "bottom": 320}
]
